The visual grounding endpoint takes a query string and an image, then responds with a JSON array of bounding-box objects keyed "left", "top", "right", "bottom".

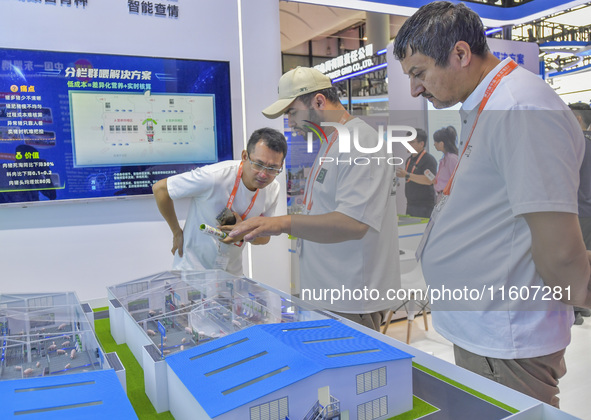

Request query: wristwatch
[{"left": 405, "top": 173, "right": 410, "bottom": 181}]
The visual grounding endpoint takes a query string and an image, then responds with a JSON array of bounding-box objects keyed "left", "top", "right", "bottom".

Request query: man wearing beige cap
[{"left": 230, "top": 67, "right": 399, "bottom": 331}]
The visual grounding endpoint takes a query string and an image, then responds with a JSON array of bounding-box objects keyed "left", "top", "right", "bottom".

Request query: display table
[{"left": 106, "top": 270, "right": 578, "bottom": 420}]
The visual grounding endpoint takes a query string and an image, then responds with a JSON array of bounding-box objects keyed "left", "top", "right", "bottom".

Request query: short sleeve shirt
[
  {"left": 421, "top": 58, "right": 584, "bottom": 359},
  {"left": 167, "top": 160, "right": 280, "bottom": 275}
]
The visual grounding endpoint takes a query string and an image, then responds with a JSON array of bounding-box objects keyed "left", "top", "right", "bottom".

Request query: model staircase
[{"left": 302, "top": 395, "right": 341, "bottom": 420}]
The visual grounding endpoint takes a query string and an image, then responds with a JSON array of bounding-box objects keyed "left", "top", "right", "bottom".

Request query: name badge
[
  {"left": 316, "top": 168, "right": 328, "bottom": 184},
  {"left": 214, "top": 242, "right": 231, "bottom": 270},
  {"left": 214, "top": 253, "right": 230, "bottom": 270}
]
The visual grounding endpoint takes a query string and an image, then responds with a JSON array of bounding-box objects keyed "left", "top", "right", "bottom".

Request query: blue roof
[
  {"left": 0, "top": 370, "right": 137, "bottom": 419},
  {"left": 166, "top": 319, "right": 413, "bottom": 418}
]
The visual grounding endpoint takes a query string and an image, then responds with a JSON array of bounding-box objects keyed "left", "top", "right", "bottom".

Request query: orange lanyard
[
  {"left": 303, "top": 113, "right": 350, "bottom": 212},
  {"left": 443, "top": 60, "right": 518, "bottom": 196},
  {"left": 405, "top": 149, "right": 426, "bottom": 182},
  {"left": 227, "top": 161, "right": 259, "bottom": 220}
]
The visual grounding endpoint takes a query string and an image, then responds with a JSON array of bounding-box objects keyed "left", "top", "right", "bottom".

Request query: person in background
[
  {"left": 393, "top": 1, "right": 590, "bottom": 407},
  {"left": 152, "top": 127, "right": 287, "bottom": 276},
  {"left": 569, "top": 102, "right": 591, "bottom": 324},
  {"left": 432, "top": 126, "right": 459, "bottom": 202},
  {"left": 395, "top": 128, "right": 437, "bottom": 218}
]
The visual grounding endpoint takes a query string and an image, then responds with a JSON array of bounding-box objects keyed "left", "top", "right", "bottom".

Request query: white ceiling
[
  {"left": 280, "top": 1, "right": 591, "bottom": 55},
  {"left": 288, "top": 0, "right": 590, "bottom": 27},
  {"left": 545, "top": 4, "right": 591, "bottom": 26},
  {"left": 280, "top": 2, "right": 366, "bottom": 51}
]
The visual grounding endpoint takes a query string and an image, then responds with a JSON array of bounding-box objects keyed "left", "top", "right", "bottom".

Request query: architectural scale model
[
  {"left": 166, "top": 318, "right": 414, "bottom": 420},
  {"left": 0, "top": 292, "right": 136, "bottom": 419},
  {"left": 107, "top": 270, "right": 327, "bottom": 364},
  {"left": 107, "top": 270, "right": 415, "bottom": 418},
  {"left": 108, "top": 270, "right": 581, "bottom": 420}
]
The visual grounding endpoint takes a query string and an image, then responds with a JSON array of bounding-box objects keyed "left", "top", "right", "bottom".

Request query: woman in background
[{"left": 433, "top": 126, "right": 459, "bottom": 202}]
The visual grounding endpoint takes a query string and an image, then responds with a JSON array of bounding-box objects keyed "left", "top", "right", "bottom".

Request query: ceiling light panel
[{"left": 545, "top": 5, "right": 591, "bottom": 27}]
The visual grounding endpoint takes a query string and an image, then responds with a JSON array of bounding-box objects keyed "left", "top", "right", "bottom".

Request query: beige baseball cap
[{"left": 262, "top": 67, "right": 333, "bottom": 119}]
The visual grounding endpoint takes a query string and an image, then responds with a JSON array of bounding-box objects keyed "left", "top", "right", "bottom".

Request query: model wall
[
  {"left": 211, "top": 360, "right": 413, "bottom": 420},
  {"left": 0, "top": 0, "right": 289, "bottom": 303}
]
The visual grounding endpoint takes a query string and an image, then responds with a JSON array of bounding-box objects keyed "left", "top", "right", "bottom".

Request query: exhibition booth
[{"left": 0, "top": 0, "right": 589, "bottom": 419}]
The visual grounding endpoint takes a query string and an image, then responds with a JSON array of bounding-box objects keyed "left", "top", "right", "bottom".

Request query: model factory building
[
  {"left": 0, "top": 292, "right": 136, "bottom": 419},
  {"left": 166, "top": 319, "right": 414, "bottom": 420}
]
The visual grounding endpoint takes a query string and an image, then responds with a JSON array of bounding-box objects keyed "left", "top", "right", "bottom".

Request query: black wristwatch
[{"left": 405, "top": 173, "right": 410, "bottom": 181}]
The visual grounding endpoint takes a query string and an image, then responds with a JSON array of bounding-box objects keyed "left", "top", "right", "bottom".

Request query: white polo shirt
[
  {"left": 167, "top": 160, "right": 280, "bottom": 276},
  {"left": 299, "top": 118, "right": 400, "bottom": 314},
  {"left": 421, "top": 58, "right": 584, "bottom": 359}
]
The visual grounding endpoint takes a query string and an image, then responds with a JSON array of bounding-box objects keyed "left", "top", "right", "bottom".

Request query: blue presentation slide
[{"left": 0, "top": 48, "right": 232, "bottom": 204}]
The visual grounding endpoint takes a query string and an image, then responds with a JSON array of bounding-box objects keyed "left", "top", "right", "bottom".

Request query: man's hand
[
  {"left": 229, "top": 212, "right": 368, "bottom": 244},
  {"left": 172, "top": 230, "right": 184, "bottom": 257},
  {"left": 396, "top": 167, "right": 433, "bottom": 185},
  {"left": 219, "top": 212, "right": 245, "bottom": 244},
  {"left": 229, "top": 215, "right": 290, "bottom": 243},
  {"left": 524, "top": 212, "right": 591, "bottom": 307}
]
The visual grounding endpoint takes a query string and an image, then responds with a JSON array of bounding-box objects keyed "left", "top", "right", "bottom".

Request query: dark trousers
[
  {"left": 453, "top": 345, "right": 566, "bottom": 408},
  {"left": 406, "top": 203, "right": 434, "bottom": 219},
  {"left": 332, "top": 310, "right": 387, "bottom": 332}
]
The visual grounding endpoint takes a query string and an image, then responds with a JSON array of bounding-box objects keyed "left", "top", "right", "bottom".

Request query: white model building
[
  {"left": 166, "top": 319, "right": 414, "bottom": 420},
  {"left": 107, "top": 270, "right": 330, "bottom": 413},
  {"left": 0, "top": 292, "right": 135, "bottom": 419},
  {"left": 107, "top": 270, "right": 327, "bottom": 364}
]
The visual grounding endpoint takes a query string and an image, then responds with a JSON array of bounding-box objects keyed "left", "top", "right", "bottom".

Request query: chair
[{"left": 382, "top": 264, "right": 430, "bottom": 344}]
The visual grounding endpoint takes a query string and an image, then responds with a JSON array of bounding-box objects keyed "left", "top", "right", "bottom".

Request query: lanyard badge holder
[
  {"left": 205, "top": 162, "right": 260, "bottom": 261},
  {"left": 228, "top": 162, "right": 259, "bottom": 248},
  {"left": 298, "top": 114, "right": 351, "bottom": 256},
  {"left": 415, "top": 60, "right": 518, "bottom": 262}
]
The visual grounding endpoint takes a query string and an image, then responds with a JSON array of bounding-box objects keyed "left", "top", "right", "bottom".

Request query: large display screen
[{"left": 0, "top": 48, "right": 233, "bottom": 205}]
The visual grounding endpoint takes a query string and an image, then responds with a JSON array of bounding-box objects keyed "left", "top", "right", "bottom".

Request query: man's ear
[
  {"left": 452, "top": 40, "right": 472, "bottom": 68},
  {"left": 241, "top": 150, "right": 248, "bottom": 161},
  {"left": 313, "top": 93, "right": 327, "bottom": 110}
]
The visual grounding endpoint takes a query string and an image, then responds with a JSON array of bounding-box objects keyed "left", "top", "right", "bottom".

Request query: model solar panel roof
[
  {"left": 0, "top": 370, "right": 137, "bottom": 419},
  {"left": 166, "top": 319, "right": 413, "bottom": 418}
]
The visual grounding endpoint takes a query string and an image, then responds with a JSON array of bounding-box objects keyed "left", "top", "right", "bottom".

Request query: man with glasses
[{"left": 152, "top": 127, "right": 287, "bottom": 276}]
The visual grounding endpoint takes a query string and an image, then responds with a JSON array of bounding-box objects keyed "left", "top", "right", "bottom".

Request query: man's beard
[{"left": 296, "top": 108, "right": 324, "bottom": 138}]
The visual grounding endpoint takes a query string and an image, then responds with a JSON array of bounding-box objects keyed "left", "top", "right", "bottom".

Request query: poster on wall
[{"left": 0, "top": 48, "right": 233, "bottom": 205}]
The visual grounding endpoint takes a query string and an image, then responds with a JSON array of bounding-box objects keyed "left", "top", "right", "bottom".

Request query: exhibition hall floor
[{"left": 384, "top": 315, "right": 591, "bottom": 420}]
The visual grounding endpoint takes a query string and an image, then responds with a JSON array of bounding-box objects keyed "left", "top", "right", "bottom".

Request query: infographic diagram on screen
[
  {"left": 0, "top": 48, "right": 233, "bottom": 205},
  {"left": 70, "top": 92, "right": 217, "bottom": 167}
]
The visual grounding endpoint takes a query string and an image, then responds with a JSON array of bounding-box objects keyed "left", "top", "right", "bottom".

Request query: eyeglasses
[{"left": 248, "top": 155, "right": 283, "bottom": 176}]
